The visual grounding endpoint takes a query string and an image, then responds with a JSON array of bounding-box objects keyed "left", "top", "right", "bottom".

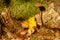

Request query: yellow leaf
[{"left": 28, "top": 16, "right": 36, "bottom": 34}]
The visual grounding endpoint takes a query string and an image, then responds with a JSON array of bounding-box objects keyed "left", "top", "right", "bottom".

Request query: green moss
[
  {"left": 0, "top": 0, "right": 47, "bottom": 20},
  {"left": 10, "top": 1, "right": 39, "bottom": 20}
]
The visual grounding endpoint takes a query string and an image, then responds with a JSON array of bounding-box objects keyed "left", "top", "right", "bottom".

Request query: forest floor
[{"left": 1, "top": 0, "right": 60, "bottom": 40}]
